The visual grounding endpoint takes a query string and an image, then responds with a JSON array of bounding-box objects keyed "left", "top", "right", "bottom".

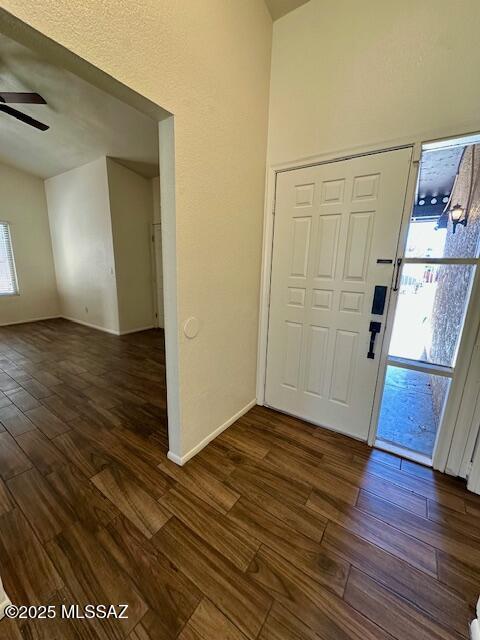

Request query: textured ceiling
[
  {"left": 0, "top": 33, "right": 159, "bottom": 179},
  {"left": 264, "top": 0, "right": 310, "bottom": 21}
]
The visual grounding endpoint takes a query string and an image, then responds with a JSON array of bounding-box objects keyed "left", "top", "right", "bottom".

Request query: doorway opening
[
  {"left": 375, "top": 139, "right": 480, "bottom": 463},
  {"left": 0, "top": 21, "right": 179, "bottom": 464}
]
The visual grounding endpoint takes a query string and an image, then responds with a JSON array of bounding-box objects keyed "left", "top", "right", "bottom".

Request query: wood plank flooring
[{"left": 0, "top": 318, "right": 478, "bottom": 639}]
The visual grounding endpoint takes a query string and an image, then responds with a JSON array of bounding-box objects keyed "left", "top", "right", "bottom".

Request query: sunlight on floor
[{"left": 376, "top": 367, "right": 441, "bottom": 456}]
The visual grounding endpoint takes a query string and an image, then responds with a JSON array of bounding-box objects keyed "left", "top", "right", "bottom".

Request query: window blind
[{"left": 0, "top": 222, "right": 18, "bottom": 295}]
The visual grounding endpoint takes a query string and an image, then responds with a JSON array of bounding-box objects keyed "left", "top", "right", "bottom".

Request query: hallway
[{"left": 0, "top": 319, "right": 477, "bottom": 639}]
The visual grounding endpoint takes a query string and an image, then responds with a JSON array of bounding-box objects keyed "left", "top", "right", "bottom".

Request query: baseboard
[
  {"left": 167, "top": 398, "right": 257, "bottom": 466},
  {"left": 60, "top": 316, "right": 121, "bottom": 335},
  {"left": 0, "top": 315, "right": 158, "bottom": 337},
  {"left": 166, "top": 451, "right": 183, "bottom": 465},
  {"left": 0, "top": 314, "right": 59, "bottom": 327},
  {"left": 61, "top": 317, "right": 156, "bottom": 337},
  {"left": 118, "top": 325, "right": 155, "bottom": 336}
]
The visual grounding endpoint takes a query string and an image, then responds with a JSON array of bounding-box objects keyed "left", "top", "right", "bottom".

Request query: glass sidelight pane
[
  {"left": 406, "top": 145, "right": 480, "bottom": 259},
  {"left": 389, "top": 263, "right": 475, "bottom": 367},
  {"left": 376, "top": 366, "right": 451, "bottom": 457},
  {"left": 405, "top": 220, "right": 448, "bottom": 259},
  {"left": 375, "top": 142, "right": 480, "bottom": 462},
  {"left": 405, "top": 217, "right": 480, "bottom": 259}
]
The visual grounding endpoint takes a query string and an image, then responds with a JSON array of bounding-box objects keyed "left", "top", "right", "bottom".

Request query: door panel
[
  {"left": 343, "top": 211, "right": 373, "bottom": 281},
  {"left": 305, "top": 325, "right": 328, "bottom": 396},
  {"left": 330, "top": 329, "right": 357, "bottom": 404},
  {"left": 283, "top": 321, "right": 303, "bottom": 389},
  {"left": 316, "top": 215, "right": 340, "bottom": 278},
  {"left": 265, "top": 148, "right": 412, "bottom": 439}
]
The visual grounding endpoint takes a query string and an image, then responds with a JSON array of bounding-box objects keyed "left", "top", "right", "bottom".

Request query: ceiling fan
[{"left": 0, "top": 92, "right": 49, "bottom": 131}]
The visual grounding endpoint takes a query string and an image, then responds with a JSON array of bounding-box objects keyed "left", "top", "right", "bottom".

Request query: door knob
[{"left": 367, "top": 321, "right": 381, "bottom": 359}]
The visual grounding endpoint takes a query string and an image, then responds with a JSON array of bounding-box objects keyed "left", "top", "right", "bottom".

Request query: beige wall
[
  {"left": 269, "top": 0, "right": 480, "bottom": 165},
  {"left": 106, "top": 158, "right": 155, "bottom": 334},
  {"left": 0, "top": 1, "right": 273, "bottom": 460},
  {"left": 0, "top": 161, "right": 58, "bottom": 325},
  {"left": 45, "top": 157, "right": 120, "bottom": 334},
  {"left": 45, "top": 156, "right": 156, "bottom": 336},
  {"left": 152, "top": 176, "right": 164, "bottom": 328}
]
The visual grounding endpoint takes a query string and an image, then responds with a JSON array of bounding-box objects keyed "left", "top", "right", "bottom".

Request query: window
[
  {"left": 376, "top": 142, "right": 480, "bottom": 461},
  {"left": 0, "top": 222, "right": 18, "bottom": 296}
]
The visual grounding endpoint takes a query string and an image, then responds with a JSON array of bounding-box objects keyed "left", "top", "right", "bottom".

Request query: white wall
[
  {"left": 106, "top": 158, "right": 155, "bottom": 334},
  {"left": 45, "top": 157, "right": 119, "bottom": 334},
  {"left": 268, "top": 0, "right": 480, "bottom": 166},
  {"left": 0, "top": 161, "right": 58, "bottom": 325}
]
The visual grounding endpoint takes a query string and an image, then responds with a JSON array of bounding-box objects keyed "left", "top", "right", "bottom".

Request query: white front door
[{"left": 265, "top": 148, "right": 412, "bottom": 440}]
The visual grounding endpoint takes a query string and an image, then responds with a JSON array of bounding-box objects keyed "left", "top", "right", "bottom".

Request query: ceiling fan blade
[
  {"left": 0, "top": 92, "right": 46, "bottom": 104},
  {"left": 0, "top": 104, "right": 49, "bottom": 131}
]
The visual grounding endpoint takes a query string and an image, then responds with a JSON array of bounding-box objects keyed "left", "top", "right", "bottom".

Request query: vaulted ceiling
[
  {"left": 264, "top": 0, "right": 310, "bottom": 21},
  {"left": 0, "top": 33, "right": 159, "bottom": 179}
]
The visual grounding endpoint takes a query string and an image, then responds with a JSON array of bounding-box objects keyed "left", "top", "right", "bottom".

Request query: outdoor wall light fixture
[
  {"left": 447, "top": 145, "right": 476, "bottom": 234},
  {"left": 449, "top": 203, "right": 467, "bottom": 233}
]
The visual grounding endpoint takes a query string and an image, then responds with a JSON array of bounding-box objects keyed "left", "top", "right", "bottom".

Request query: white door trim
[
  {"left": 467, "top": 426, "right": 480, "bottom": 494},
  {"left": 436, "top": 267, "right": 480, "bottom": 474}
]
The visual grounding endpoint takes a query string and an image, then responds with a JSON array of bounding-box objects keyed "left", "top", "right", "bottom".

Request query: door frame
[
  {"left": 371, "top": 136, "right": 480, "bottom": 474},
  {"left": 257, "top": 131, "right": 480, "bottom": 475}
]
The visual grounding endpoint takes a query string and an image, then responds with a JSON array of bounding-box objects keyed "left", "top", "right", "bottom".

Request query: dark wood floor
[{"left": 0, "top": 319, "right": 478, "bottom": 639}]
